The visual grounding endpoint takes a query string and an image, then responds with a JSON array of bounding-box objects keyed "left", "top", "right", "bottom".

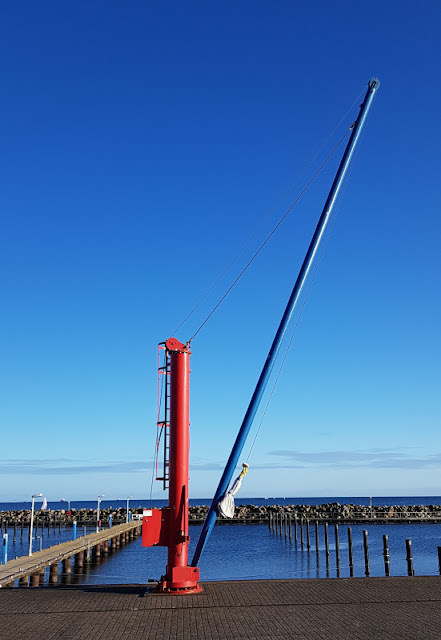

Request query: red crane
[{"left": 142, "top": 338, "right": 201, "bottom": 594}]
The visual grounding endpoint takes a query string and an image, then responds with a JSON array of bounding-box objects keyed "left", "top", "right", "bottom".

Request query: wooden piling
[
  {"left": 19, "top": 575, "right": 28, "bottom": 587},
  {"left": 406, "top": 539, "right": 414, "bottom": 576},
  {"left": 103, "top": 540, "right": 109, "bottom": 554},
  {"left": 383, "top": 534, "right": 390, "bottom": 577},
  {"left": 288, "top": 514, "right": 292, "bottom": 541},
  {"left": 315, "top": 520, "right": 319, "bottom": 555},
  {"left": 348, "top": 527, "right": 354, "bottom": 577},
  {"left": 300, "top": 516, "right": 304, "bottom": 549},
  {"left": 363, "top": 530, "right": 370, "bottom": 577},
  {"left": 269, "top": 512, "right": 272, "bottom": 531},
  {"left": 30, "top": 572, "right": 40, "bottom": 587},
  {"left": 49, "top": 563, "right": 59, "bottom": 584},
  {"left": 438, "top": 547, "right": 441, "bottom": 576},
  {"left": 324, "top": 523, "right": 329, "bottom": 562},
  {"left": 294, "top": 515, "right": 298, "bottom": 543},
  {"left": 63, "top": 558, "right": 72, "bottom": 575},
  {"left": 334, "top": 524, "right": 340, "bottom": 572},
  {"left": 284, "top": 513, "right": 287, "bottom": 539},
  {"left": 76, "top": 551, "right": 84, "bottom": 567},
  {"left": 306, "top": 519, "right": 311, "bottom": 551}
]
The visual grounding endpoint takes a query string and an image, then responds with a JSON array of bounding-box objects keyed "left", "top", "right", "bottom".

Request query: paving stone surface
[{"left": 1, "top": 577, "right": 441, "bottom": 639}]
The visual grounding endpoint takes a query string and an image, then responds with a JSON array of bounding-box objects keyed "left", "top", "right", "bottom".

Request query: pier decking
[
  {"left": 0, "top": 521, "right": 141, "bottom": 588},
  {"left": 1, "top": 576, "right": 440, "bottom": 639}
]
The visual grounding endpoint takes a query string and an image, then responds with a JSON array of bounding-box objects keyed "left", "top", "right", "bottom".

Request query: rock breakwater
[
  {"left": 1, "top": 503, "right": 441, "bottom": 526},
  {"left": 188, "top": 503, "right": 441, "bottom": 523}
]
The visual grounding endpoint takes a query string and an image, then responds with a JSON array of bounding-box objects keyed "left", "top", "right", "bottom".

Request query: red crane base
[
  {"left": 158, "top": 566, "right": 202, "bottom": 594},
  {"left": 142, "top": 504, "right": 202, "bottom": 594}
]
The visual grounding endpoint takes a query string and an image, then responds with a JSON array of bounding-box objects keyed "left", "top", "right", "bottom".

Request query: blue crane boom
[{"left": 192, "top": 77, "right": 380, "bottom": 567}]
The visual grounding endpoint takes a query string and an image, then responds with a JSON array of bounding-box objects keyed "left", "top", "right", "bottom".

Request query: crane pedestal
[{"left": 142, "top": 338, "right": 201, "bottom": 594}]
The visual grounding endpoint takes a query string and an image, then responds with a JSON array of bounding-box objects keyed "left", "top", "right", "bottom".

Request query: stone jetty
[
  {"left": 188, "top": 502, "right": 441, "bottom": 523},
  {"left": 1, "top": 503, "right": 441, "bottom": 526}
]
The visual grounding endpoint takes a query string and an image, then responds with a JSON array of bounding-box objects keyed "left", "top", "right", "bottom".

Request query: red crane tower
[{"left": 142, "top": 338, "right": 201, "bottom": 594}]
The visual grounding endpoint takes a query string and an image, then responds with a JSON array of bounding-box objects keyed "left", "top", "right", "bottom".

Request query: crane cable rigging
[
  {"left": 189, "top": 127, "right": 352, "bottom": 343},
  {"left": 193, "top": 101, "right": 374, "bottom": 479},
  {"left": 150, "top": 87, "right": 370, "bottom": 503},
  {"left": 150, "top": 127, "right": 353, "bottom": 501},
  {"left": 149, "top": 132, "right": 349, "bottom": 501},
  {"left": 171, "top": 86, "right": 366, "bottom": 341},
  {"left": 148, "top": 124, "right": 361, "bottom": 504}
]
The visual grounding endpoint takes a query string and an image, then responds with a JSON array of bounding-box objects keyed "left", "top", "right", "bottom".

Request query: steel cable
[
  {"left": 172, "top": 87, "right": 365, "bottom": 337},
  {"left": 189, "top": 128, "right": 351, "bottom": 342}
]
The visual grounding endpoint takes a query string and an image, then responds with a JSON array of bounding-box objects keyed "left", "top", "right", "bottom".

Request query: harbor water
[{"left": 1, "top": 497, "right": 441, "bottom": 584}]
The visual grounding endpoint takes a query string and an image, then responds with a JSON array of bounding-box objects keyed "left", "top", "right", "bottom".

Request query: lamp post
[
  {"left": 126, "top": 496, "right": 132, "bottom": 524},
  {"left": 29, "top": 493, "right": 43, "bottom": 556},
  {"left": 96, "top": 495, "right": 104, "bottom": 533},
  {"left": 61, "top": 498, "right": 71, "bottom": 511}
]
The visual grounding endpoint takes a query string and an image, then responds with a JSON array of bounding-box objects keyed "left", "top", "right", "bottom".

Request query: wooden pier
[
  {"left": 0, "top": 521, "right": 141, "bottom": 588},
  {"left": 0, "top": 577, "right": 440, "bottom": 639}
]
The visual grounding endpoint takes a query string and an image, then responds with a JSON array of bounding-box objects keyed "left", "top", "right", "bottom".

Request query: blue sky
[{"left": 1, "top": 2, "right": 440, "bottom": 502}]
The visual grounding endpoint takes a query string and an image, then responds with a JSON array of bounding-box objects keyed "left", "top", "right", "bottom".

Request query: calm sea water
[{"left": 2, "top": 497, "right": 441, "bottom": 584}]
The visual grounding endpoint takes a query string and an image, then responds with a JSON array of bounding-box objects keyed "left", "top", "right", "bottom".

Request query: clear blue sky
[{"left": 1, "top": 1, "right": 440, "bottom": 502}]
